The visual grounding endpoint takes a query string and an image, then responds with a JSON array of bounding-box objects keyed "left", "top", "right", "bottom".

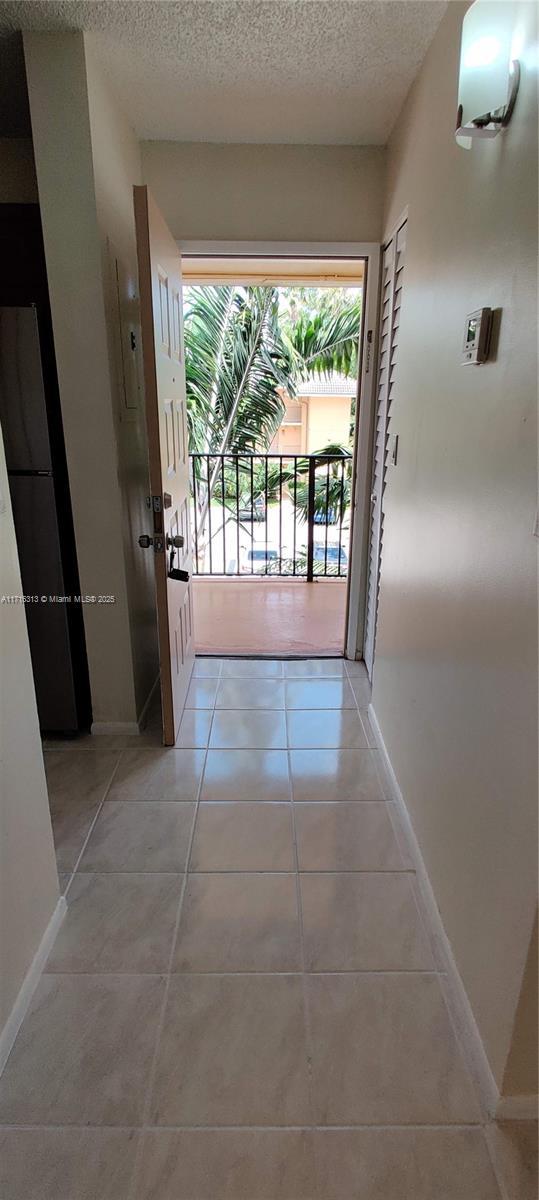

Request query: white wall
[
  {"left": 141, "top": 141, "right": 385, "bottom": 243},
  {"left": 85, "top": 42, "right": 158, "bottom": 718},
  {"left": 0, "top": 426, "right": 59, "bottom": 1032},
  {"left": 373, "top": 1, "right": 537, "bottom": 1094},
  {"left": 24, "top": 32, "right": 157, "bottom": 728}
]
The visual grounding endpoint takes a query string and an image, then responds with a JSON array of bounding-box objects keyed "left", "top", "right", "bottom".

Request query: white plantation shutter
[{"left": 363, "top": 221, "right": 407, "bottom": 679}]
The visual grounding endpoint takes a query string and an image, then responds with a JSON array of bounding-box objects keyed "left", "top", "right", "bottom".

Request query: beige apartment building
[{"left": 270, "top": 374, "right": 356, "bottom": 455}]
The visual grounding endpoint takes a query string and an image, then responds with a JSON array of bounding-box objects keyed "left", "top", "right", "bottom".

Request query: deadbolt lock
[{"left": 138, "top": 534, "right": 165, "bottom": 553}]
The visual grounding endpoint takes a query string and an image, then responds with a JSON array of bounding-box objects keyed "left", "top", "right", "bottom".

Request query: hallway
[{"left": 0, "top": 659, "right": 510, "bottom": 1196}]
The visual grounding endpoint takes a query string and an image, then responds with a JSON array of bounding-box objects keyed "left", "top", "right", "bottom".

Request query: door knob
[
  {"left": 138, "top": 534, "right": 153, "bottom": 549},
  {"left": 166, "top": 534, "right": 184, "bottom": 549}
]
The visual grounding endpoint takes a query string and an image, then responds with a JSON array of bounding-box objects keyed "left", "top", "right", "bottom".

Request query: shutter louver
[{"left": 363, "top": 221, "right": 407, "bottom": 679}]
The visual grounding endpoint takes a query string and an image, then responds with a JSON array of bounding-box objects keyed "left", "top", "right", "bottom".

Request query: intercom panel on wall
[{"left": 461, "top": 307, "right": 493, "bottom": 365}]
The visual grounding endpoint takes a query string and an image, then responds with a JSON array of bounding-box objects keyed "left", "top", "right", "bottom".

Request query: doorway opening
[
  {"left": 0, "top": 206, "right": 92, "bottom": 739},
  {"left": 182, "top": 255, "right": 366, "bottom": 658}
]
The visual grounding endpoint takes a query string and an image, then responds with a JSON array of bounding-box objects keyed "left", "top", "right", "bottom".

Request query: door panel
[{"left": 134, "top": 187, "right": 194, "bottom": 745}]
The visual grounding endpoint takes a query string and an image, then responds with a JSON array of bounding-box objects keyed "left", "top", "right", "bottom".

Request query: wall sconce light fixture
[{"left": 456, "top": 0, "right": 521, "bottom": 142}]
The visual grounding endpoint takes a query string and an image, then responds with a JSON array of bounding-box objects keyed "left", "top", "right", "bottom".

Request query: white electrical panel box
[{"left": 461, "top": 307, "right": 493, "bottom": 365}]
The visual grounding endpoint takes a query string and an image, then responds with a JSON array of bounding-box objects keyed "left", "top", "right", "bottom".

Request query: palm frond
[
  {"left": 185, "top": 285, "right": 296, "bottom": 540},
  {"left": 288, "top": 302, "right": 361, "bottom": 379},
  {"left": 267, "top": 443, "right": 352, "bottom": 524},
  {"left": 184, "top": 285, "right": 235, "bottom": 452}
]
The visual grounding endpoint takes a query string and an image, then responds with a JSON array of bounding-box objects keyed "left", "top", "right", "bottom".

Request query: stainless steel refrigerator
[{"left": 0, "top": 305, "right": 90, "bottom": 733}]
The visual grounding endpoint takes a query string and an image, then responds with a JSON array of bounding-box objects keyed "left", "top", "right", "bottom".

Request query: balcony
[{"left": 190, "top": 452, "right": 351, "bottom": 655}]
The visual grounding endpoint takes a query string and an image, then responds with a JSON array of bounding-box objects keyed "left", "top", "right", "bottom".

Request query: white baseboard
[
  {"left": 495, "top": 1093, "right": 538, "bottom": 1120},
  {"left": 0, "top": 895, "right": 67, "bottom": 1076},
  {"left": 90, "top": 720, "right": 140, "bottom": 736},
  {"left": 137, "top": 672, "right": 161, "bottom": 730},
  {"left": 368, "top": 702, "right": 500, "bottom": 1120},
  {"left": 90, "top": 675, "right": 161, "bottom": 738}
]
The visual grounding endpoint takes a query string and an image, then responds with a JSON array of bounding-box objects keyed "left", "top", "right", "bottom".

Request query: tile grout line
[
  {"left": 334, "top": 709, "right": 441, "bottom": 972},
  {"left": 482, "top": 1124, "right": 510, "bottom": 1200},
  {"left": 48, "top": 668, "right": 486, "bottom": 1165},
  {"left": 30, "top": 969, "right": 445, "bottom": 979},
  {"left": 351, "top": 668, "right": 493, "bottom": 1136},
  {"left": 348, "top": 666, "right": 375, "bottom": 750},
  {"left": 126, "top": 671, "right": 218, "bottom": 1200},
  {"left": 287, "top": 743, "right": 319, "bottom": 1162},
  {"left": 0, "top": 1120, "right": 490, "bottom": 1132},
  {"left": 346, "top": 665, "right": 395, "bottom": 804},
  {"left": 53, "top": 750, "right": 126, "bottom": 901},
  {"left": 178, "top": 867, "right": 419, "bottom": 875},
  {"left": 287, "top": 666, "right": 406, "bottom": 1158},
  {"left": 31, "top": 964, "right": 446, "bottom": 974},
  {"left": 12, "top": 665, "right": 501, "bottom": 1196},
  {"left": 290, "top": 659, "right": 444, "bottom": 1154}
]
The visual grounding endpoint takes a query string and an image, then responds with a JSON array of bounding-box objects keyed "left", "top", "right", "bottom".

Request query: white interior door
[
  {"left": 134, "top": 186, "right": 194, "bottom": 745},
  {"left": 363, "top": 220, "right": 407, "bottom": 679}
]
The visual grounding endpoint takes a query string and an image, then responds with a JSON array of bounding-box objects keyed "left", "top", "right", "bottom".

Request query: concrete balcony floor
[{"left": 193, "top": 577, "right": 347, "bottom": 656}]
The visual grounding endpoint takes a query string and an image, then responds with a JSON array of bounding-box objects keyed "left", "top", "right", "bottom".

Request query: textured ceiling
[{"left": 0, "top": 0, "right": 447, "bottom": 144}]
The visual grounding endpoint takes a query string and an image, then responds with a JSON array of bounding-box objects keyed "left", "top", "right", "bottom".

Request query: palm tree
[
  {"left": 267, "top": 443, "right": 352, "bottom": 524},
  {"left": 185, "top": 285, "right": 296, "bottom": 542},
  {"left": 184, "top": 284, "right": 361, "bottom": 547},
  {"left": 185, "top": 286, "right": 295, "bottom": 456}
]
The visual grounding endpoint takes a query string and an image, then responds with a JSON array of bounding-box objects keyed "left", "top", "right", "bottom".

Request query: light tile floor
[{"left": 1, "top": 658, "right": 534, "bottom": 1198}]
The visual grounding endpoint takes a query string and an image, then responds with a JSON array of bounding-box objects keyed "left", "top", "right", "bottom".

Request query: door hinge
[
  {"left": 365, "top": 329, "right": 373, "bottom": 373},
  {"left": 146, "top": 494, "right": 162, "bottom": 513}
]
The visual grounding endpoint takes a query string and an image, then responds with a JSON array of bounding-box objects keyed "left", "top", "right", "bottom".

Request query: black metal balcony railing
[{"left": 190, "top": 452, "right": 352, "bottom": 580}]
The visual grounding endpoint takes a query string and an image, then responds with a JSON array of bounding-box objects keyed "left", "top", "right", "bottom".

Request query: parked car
[
  {"left": 241, "top": 546, "right": 278, "bottom": 574},
  {"left": 313, "top": 503, "right": 341, "bottom": 525},
  {"left": 313, "top": 543, "right": 348, "bottom": 570},
  {"left": 238, "top": 495, "right": 266, "bottom": 522}
]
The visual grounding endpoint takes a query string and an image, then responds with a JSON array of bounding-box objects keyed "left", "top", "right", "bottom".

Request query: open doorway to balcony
[{"left": 182, "top": 253, "right": 370, "bottom": 658}]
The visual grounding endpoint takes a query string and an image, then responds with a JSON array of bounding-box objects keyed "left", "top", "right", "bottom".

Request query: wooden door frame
[{"left": 180, "top": 239, "right": 382, "bottom": 661}]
